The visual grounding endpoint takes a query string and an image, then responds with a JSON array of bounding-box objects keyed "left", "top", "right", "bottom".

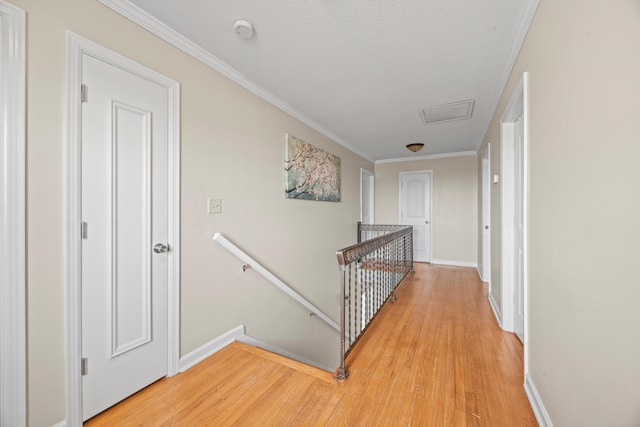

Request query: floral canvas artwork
[{"left": 284, "top": 134, "right": 341, "bottom": 202}]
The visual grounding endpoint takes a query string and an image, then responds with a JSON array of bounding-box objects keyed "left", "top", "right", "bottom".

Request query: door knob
[
  {"left": 153, "top": 243, "right": 169, "bottom": 254},
  {"left": 425, "top": 221, "right": 429, "bottom": 224},
  {"left": 484, "top": 225, "right": 489, "bottom": 230}
]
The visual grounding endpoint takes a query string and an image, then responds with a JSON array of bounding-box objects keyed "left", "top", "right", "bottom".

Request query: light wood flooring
[{"left": 86, "top": 263, "right": 537, "bottom": 426}]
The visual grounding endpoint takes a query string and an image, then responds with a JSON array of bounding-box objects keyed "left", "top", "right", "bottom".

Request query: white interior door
[
  {"left": 361, "top": 169, "right": 374, "bottom": 225},
  {"left": 514, "top": 115, "right": 525, "bottom": 342},
  {"left": 481, "top": 144, "right": 491, "bottom": 283},
  {"left": 400, "top": 171, "right": 432, "bottom": 263},
  {"left": 81, "top": 54, "right": 170, "bottom": 420}
]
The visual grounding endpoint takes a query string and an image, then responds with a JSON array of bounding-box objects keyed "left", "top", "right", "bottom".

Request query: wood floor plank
[{"left": 85, "top": 264, "right": 537, "bottom": 426}]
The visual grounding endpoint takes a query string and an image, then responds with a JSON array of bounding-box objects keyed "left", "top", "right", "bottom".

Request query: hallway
[{"left": 86, "top": 264, "right": 536, "bottom": 426}]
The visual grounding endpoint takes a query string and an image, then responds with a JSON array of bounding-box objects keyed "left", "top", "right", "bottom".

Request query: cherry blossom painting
[{"left": 284, "top": 134, "right": 341, "bottom": 202}]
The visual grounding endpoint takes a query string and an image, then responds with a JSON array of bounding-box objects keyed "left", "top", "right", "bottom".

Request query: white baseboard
[
  {"left": 488, "top": 293, "right": 502, "bottom": 328},
  {"left": 431, "top": 259, "right": 477, "bottom": 268},
  {"left": 524, "top": 373, "right": 553, "bottom": 427},
  {"left": 51, "top": 420, "right": 66, "bottom": 427},
  {"left": 477, "top": 267, "right": 489, "bottom": 282},
  {"left": 179, "top": 324, "right": 245, "bottom": 373},
  {"left": 179, "top": 325, "right": 333, "bottom": 372}
]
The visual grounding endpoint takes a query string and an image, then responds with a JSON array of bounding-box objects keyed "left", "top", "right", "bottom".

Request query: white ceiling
[{"left": 108, "top": 0, "right": 537, "bottom": 161}]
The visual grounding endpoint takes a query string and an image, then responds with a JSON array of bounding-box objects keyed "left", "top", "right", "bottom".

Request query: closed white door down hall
[
  {"left": 400, "top": 171, "right": 432, "bottom": 263},
  {"left": 81, "top": 53, "right": 170, "bottom": 420}
]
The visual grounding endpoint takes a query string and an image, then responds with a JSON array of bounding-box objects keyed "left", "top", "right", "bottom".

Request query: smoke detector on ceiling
[{"left": 233, "top": 19, "right": 254, "bottom": 39}]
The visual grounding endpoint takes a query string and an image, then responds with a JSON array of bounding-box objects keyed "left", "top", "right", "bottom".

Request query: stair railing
[{"left": 335, "top": 224, "right": 414, "bottom": 380}]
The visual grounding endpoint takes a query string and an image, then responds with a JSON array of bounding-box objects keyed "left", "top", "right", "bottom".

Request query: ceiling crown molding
[
  {"left": 376, "top": 150, "right": 477, "bottom": 165},
  {"left": 475, "top": 0, "right": 540, "bottom": 152},
  {"left": 98, "top": 0, "right": 373, "bottom": 162}
]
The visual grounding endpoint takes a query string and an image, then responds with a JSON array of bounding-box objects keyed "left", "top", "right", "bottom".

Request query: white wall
[
  {"left": 375, "top": 154, "right": 478, "bottom": 266},
  {"left": 480, "top": 0, "right": 640, "bottom": 425},
  {"left": 13, "top": 0, "right": 372, "bottom": 425}
]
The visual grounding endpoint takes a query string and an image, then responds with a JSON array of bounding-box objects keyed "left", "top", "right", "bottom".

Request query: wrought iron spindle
[{"left": 335, "top": 224, "right": 413, "bottom": 381}]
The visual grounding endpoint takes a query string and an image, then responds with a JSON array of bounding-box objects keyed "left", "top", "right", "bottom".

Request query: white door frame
[
  {"left": 480, "top": 143, "right": 491, "bottom": 284},
  {"left": 500, "top": 72, "right": 529, "bottom": 371},
  {"left": 0, "top": 3, "right": 26, "bottom": 426},
  {"left": 360, "top": 168, "right": 374, "bottom": 224},
  {"left": 65, "top": 33, "right": 181, "bottom": 426},
  {"left": 399, "top": 170, "right": 433, "bottom": 263}
]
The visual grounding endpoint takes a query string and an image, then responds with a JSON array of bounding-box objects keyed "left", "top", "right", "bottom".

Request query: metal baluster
[
  {"left": 335, "top": 262, "right": 348, "bottom": 381},
  {"left": 356, "top": 260, "right": 360, "bottom": 334}
]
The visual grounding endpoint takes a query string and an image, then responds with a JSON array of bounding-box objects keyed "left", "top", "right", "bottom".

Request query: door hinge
[
  {"left": 81, "top": 84, "right": 88, "bottom": 103},
  {"left": 81, "top": 221, "right": 88, "bottom": 239},
  {"left": 81, "top": 357, "right": 88, "bottom": 376}
]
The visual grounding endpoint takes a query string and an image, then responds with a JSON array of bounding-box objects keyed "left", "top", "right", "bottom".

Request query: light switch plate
[{"left": 207, "top": 198, "right": 222, "bottom": 214}]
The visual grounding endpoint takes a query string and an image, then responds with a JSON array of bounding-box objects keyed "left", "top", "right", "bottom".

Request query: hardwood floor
[{"left": 85, "top": 263, "right": 537, "bottom": 426}]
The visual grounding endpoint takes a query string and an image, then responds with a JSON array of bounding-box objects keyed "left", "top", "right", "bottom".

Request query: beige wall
[
  {"left": 479, "top": 0, "right": 640, "bottom": 425},
  {"left": 14, "top": 0, "right": 372, "bottom": 425},
  {"left": 375, "top": 155, "right": 478, "bottom": 265}
]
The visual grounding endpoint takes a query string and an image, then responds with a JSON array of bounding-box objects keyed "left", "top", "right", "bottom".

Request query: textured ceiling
[{"left": 116, "top": 0, "right": 537, "bottom": 161}]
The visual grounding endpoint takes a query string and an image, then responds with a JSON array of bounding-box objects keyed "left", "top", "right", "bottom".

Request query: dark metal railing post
[{"left": 334, "top": 257, "right": 349, "bottom": 381}]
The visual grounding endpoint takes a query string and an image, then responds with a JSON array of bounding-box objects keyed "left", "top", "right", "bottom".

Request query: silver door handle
[{"left": 153, "top": 243, "right": 169, "bottom": 254}]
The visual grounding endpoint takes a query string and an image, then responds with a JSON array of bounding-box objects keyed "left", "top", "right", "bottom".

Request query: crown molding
[
  {"left": 475, "top": 0, "right": 540, "bottom": 152},
  {"left": 98, "top": 0, "right": 373, "bottom": 162},
  {"left": 376, "top": 150, "right": 477, "bottom": 165}
]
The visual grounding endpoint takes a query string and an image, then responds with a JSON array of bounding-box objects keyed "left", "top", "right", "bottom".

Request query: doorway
[
  {"left": 480, "top": 143, "right": 491, "bottom": 284},
  {"left": 501, "top": 73, "right": 529, "bottom": 349},
  {"left": 360, "top": 168, "right": 374, "bottom": 225},
  {"left": 399, "top": 171, "right": 432, "bottom": 263},
  {"left": 65, "top": 33, "right": 181, "bottom": 424}
]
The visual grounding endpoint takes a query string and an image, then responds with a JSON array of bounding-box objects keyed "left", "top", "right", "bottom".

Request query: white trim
[
  {"left": 477, "top": 268, "right": 489, "bottom": 283},
  {"left": 65, "top": 32, "right": 181, "bottom": 426},
  {"left": 213, "top": 233, "right": 340, "bottom": 332},
  {"left": 500, "top": 74, "right": 527, "bottom": 334},
  {"left": 360, "top": 168, "right": 375, "bottom": 224},
  {"left": 97, "top": 0, "right": 372, "bottom": 162},
  {"left": 52, "top": 421, "right": 67, "bottom": 427},
  {"left": 178, "top": 324, "right": 334, "bottom": 375},
  {"left": 524, "top": 374, "right": 553, "bottom": 427},
  {"left": 522, "top": 73, "right": 530, "bottom": 375},
  {"left": 500, "top": 72, "right": 530, "bottom": 373},
  {"left": 431, "top": 259, "right": 477, "bottom": 268},
  {"left": 0, "top": 3, "right": 26, "bottom": 427},
  {"left": 479, "top": 143, "right": 491, "bottom": 285},
  {"left": 179, "top": 325, "right": 245, "bottom": 373},
  {"left": 166, "top": 47, "right": 182, "bottom": 380},
  {"left": 488, "top": 293, "right": 502, "bottom": 328},
  {"left": 500, "top": 117, "right": 515, "bottom": 332},
  {"left": 377, "top": 150, "right": 476, "bottom": 165},
  {"left": 475, "top": 0, "right": 539, "bottom": 152}
]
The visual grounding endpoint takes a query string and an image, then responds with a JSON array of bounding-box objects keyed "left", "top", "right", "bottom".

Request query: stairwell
[{"left": 85, "top": 264, "right": 537, "bottom": 426}]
